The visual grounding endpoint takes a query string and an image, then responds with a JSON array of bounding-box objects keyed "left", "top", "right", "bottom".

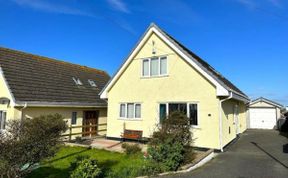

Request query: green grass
[{"left": 27, "top": 146, "right": 146, "bottom": 178}]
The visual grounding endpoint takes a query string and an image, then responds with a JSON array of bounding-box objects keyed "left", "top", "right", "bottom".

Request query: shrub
[
  {"left": 0, "top": 114, "right": 67, "bottom": 178},
  {"left": 121, "top": 143, "right": 142, "bottom": 155},
  {"left": 70, "top": 157, "right": 102, "bottom": 178},
  {"left": 147, "top": 111, "right": 193, "bottom": 172}
]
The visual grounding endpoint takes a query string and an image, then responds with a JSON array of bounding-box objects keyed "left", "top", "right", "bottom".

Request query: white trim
[
  {"left": 141, "top": 56, "right": 168, "bottom": 78},
  {"left": 118, "top": 102, "right": 142, "bottom": 120},
  {"left": 157, "top": 102, "right": 200, "bottom": 127},
  {"left": 100, "top": 25, "right": 230, "bottom": 99},
  {"left": 249, "top": 97, "right": 283, "bottom": 108}
]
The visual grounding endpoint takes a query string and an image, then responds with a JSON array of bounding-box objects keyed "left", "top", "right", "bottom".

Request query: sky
[{"left": 0, "top": 0, "right": 287, "bottom": 105}]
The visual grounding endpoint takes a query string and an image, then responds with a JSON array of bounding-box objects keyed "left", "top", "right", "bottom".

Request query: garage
[
  {"left": 249, "top": 108, "right": 276, "bottom": 129},
  {"left": 248, "top": 97, "right": 283, "bottom": 129}
]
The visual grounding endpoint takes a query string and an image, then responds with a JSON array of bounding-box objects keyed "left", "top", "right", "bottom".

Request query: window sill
[
  {"left": 118, "top": 118, "right": 142, "bottom": 121},
  {"left": 191, "top": 125, "right": 200, "bottom": 129},
  {"left": 140, "top": 75, "right": 169, "bottom": 79}
]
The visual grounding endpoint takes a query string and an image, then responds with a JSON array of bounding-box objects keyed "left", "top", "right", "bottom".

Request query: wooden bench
[{"left": 121, "top": 129, "right": 143, "bottom": 141}]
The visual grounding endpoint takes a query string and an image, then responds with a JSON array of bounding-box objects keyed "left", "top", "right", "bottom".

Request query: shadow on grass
[
  {"left": 27, "top": 166, "right": 70, "bottom": 178},
  {"left": 251, "top": 142, "right": 288, "bottom": 169},
  {"left": 45, "top": 147, "right": 91, "bottom": 164}
]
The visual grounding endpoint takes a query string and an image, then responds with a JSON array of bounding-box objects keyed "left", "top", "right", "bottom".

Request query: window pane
[
  {"left": 169, "top": 103, "right": 187, "bottom": 115},
  {"left": 0, "top": 111, "right": 2, "bottom": 129},
  {"left": 2, "top": 112, "right": 6, "bottom": 129},
  {"left": 127, "top": 103, "right": 134, "bottom": 118},
  {"left": 135, "top": 104, "right": 141, "bottom": 118},
  {"left": 159, "top": 104, "right": 166, "bottom": 123},
  {"left": 150, "top": 58, "right": 159, "bottom": 76},
  {"left": 120, "top": 104, "right": 125, "bottom": 117},
  {"left": 71, "top": 112, "right": 77, "bottom": 125},
  {"left": 142, "top": 59, "right": 149, "bottom": 76},
  {"left": 160, "top": 57, "right": 167, "bottom": 75},
  {"left": 189, "top": 104, "right": 198, "bottom": 125}
]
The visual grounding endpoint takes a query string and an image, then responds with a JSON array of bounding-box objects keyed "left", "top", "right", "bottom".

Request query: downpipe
[{"left": 219, "top": 92, "right": 232, "bottom": 152}]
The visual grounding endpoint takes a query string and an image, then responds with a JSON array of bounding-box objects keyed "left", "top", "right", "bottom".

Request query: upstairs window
[
  {"left": 72, "top": 77, "right": 82, "bottom": 85},
  {"left": 142, "top": 56, "right": 167, "bottom": 77},
  {"left": 88, "top": 79, "right": 97, "bottom": 87}
]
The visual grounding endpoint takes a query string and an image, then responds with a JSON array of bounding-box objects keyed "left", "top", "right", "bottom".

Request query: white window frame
[
  {"left": 141, "top": 56, "right": 168, "bottom": 78},
  {"left": 0, "top": 110, "right": 7, "bottom": 130},
  {"left": 71, "top": 112, "right": 77, "bottom": 125},
  {"left": 158, "top": 102, "right": 199, "bottom": 127},
  {"left": 119, "top": 103, "right": 142, "bottom": 120}
]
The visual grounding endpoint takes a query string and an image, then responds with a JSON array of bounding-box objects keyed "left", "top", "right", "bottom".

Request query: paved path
[{"left": 163, "top": 130, "right": 288, "bottom": 178}]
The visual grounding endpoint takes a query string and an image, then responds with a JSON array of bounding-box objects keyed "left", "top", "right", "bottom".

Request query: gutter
[{"left": 218, "top": 92, "right": 232, "bottom": 152}]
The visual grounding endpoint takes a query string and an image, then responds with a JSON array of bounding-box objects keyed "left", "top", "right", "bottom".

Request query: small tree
[
  {"left": 0, "top": 114, "right": 68, "bottom": 178},
  {"left": 147, "top": 111, "right": 192, "bottom": 172}
]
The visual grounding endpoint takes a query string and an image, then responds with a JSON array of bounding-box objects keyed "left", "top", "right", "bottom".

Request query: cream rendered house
[
  {"left": 101, "top": 24, "right": 250, "bottom": 151},
  {"left": 0, "top": 47, "right": 110, "bottom": 137}
]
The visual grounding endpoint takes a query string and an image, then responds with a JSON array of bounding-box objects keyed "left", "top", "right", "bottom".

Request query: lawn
[{"left": 27, "top": 146, "right": 146, "bottom": 178}]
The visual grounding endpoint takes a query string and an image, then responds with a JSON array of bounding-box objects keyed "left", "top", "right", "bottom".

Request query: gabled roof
[
  {"left": 0, "top": 47, "right": 110, "bottom": 107},
  {"left": 249, "top": 97, "right": 284, "bottom": 108},
  {"left": 100, "top": 23, "right": 249, "bottom": 101}
]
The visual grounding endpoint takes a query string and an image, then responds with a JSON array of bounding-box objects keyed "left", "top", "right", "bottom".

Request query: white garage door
[{"left": 249, "top": 108, "right": 276, "bottom": 129}]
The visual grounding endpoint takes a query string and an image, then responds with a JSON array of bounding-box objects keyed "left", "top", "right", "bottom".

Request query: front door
[{"left": 83, "top": 111, "right": 99, "bottom": 137}]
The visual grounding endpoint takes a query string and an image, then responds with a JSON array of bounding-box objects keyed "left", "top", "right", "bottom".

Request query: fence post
[{"left": 69, "top": 126, "right": 72, "bottom": 141}]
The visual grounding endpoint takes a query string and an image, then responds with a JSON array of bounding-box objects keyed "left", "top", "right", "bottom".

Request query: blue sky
[{"left": 0, "top": 0, "right": 287, "bottom": 105}]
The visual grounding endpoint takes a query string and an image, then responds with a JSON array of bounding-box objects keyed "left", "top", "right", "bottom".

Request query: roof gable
[
  {"left": 0, "top": 47, "right": 110, "bottom": 106},
  {"left": 100, "top": 23, "right": 248, "bottom": 100},
  {"left": 249, "top": 97, "right": 283, "bottom": 108}
]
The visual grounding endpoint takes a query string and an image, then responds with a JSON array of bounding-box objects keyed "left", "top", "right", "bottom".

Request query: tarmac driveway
[{"left": 163, "top": 130, "right": 288, "bottom": 178}]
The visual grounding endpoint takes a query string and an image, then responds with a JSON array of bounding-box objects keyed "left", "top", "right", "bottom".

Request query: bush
[
  {"left": 70, "top": 157, "right": 102, "bottom": 178},
  {"left": 0, "top": 114, "right": 67, "bottom": 177},
  {"left": 121, "top": 143, "right": 142, "bottom": 155},
  {"left": 147, "top": 111, "right": 193, "bottom": 172}
]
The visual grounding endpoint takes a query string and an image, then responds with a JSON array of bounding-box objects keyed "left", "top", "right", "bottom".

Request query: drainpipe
[
  {"left": 219, "top": 92, "right": 232, "bottom": 152},
  {"left": 20, "top": 102, "right": 28, "bottom": 122}
]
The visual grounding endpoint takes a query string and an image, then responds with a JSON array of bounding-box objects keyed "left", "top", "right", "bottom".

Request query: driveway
[{"left": 163, "top": 130, "right": 288, "bottom": 178}]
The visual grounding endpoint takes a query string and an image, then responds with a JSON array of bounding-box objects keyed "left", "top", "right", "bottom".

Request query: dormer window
[
  {"left": 72, "top": 77, "right": 82, "bottom": 85},
  {"left": 88, "top": 79, "right": 97, "bottom": 87}
]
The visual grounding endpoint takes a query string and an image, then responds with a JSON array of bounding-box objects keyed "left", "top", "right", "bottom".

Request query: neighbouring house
[
  {"left": 100, "top": 23, "right": 250, "bottom": 151},
  {"left": 248, "top": 97, "right": 284, "bottom": 129},
  {"left": 0, "top": 47, "right": 110, "bottom": 138}
]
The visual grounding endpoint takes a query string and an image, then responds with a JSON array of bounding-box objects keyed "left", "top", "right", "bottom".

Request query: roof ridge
[{"left": 0, "top": 46, "right": 109, "bottom": 76}]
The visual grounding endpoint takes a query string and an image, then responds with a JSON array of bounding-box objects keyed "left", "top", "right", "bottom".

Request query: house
[
  {"left": 100, "top": 23, "right": 250, "bottom": 151},
  {"left": 248, "top": 97, "right": 284, "bottom": 129},
  {"left": 0, "top": 47, "right": 110, "bottom": 137}
]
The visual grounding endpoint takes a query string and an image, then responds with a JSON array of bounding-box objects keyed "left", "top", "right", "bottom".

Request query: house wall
[
  {"left": 222, "top": 100, "right": 247, "bottom": 146},
  {"left": 0, "top": 71, "right": 22, "bottom": 123},
  {"left": 106, "top": 32, "right": 222, "bottom": 149},
  {"left": 22, "top": 107, "right": 107, "bottom": 138}
]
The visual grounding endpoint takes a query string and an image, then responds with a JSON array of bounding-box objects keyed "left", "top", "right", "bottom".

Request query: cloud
[
  {"left": 106, "top": 0, "right": 130, "bottom": 13},
  {"left": 10, "top": 0, "right": 95, "bottom": 17}
]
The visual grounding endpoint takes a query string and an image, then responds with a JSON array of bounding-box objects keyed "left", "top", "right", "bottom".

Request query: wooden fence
[{"left": 61, "top": 123, "right": 107, "bottom": 141}]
